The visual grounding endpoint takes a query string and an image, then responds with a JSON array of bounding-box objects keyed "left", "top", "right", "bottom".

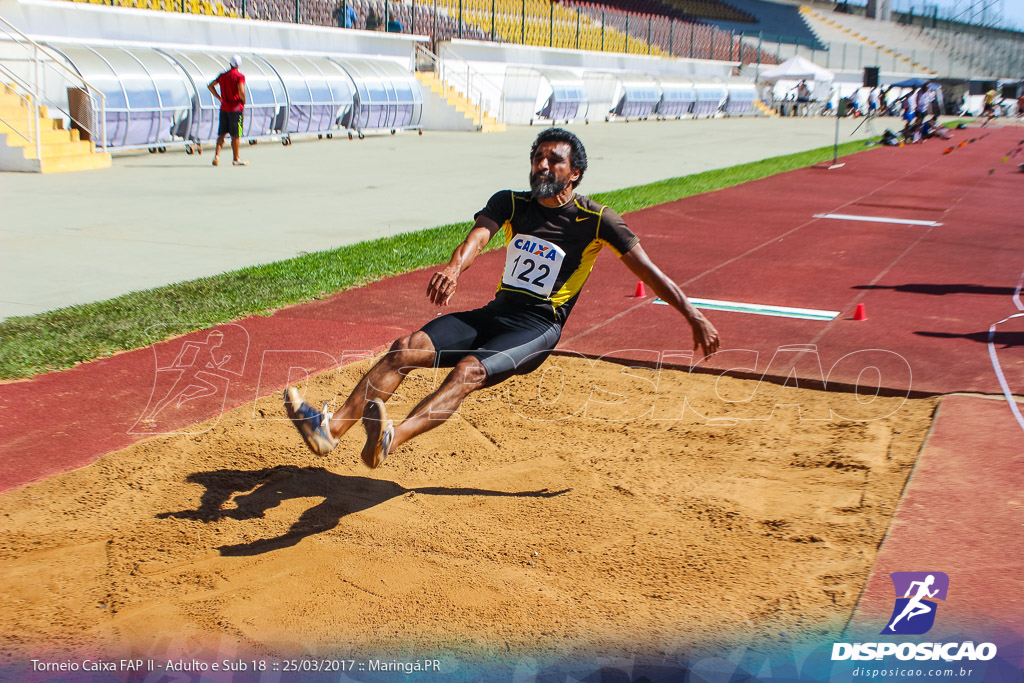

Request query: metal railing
[
  {"left": 0, "top": 15, "right": 107, "bottom": 159},
  {"left": 416, "top": 43, "right": 504, "bottom": 128}
]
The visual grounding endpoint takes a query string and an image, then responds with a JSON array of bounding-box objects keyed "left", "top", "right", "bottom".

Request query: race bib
[{"left": 501, "top": 235, "right": 565, "bottom": 297}]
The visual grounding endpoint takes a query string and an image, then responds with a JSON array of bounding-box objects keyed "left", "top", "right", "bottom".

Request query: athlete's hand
[
  {"left": 690, "top": 313, "right": 721, "bottom": 357},
  {"left": 427, "top": 268, "right": 459, "bottom": 306}
]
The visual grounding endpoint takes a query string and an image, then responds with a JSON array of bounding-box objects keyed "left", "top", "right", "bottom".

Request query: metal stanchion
[{"left": 829, "top": 106, "right": 844, "bottom": 169}]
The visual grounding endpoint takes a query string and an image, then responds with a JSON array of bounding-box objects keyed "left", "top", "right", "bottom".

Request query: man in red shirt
[{"left": 208, "top": 55, "right": 247, "bottom": 167}]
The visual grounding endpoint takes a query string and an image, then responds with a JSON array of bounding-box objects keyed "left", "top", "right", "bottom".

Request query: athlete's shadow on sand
[{"left": 158, "top": 465, "right": 570, "bottom": 557}]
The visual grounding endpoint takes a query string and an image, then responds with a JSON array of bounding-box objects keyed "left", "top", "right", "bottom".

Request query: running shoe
[
  {"left": 283, "top": 387, "right": 338, "bottom": 456},
  {"left": 360, "top": 398, "right": 394, "bottom": 469}
]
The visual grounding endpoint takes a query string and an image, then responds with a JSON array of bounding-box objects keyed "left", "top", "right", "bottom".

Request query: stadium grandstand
[
  {"left": 758, "top": 0, "right": 1024, "bottom": 78},
  {"left": 1, "top": 0, "right": 1021, "bottom": 173}
]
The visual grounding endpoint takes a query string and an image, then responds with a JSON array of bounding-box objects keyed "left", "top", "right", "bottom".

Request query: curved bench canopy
[{"left": 47, "top": 43, "right": 421, "bottom": 148}]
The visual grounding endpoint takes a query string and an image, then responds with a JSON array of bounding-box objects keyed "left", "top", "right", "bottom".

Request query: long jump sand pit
[{"left": 0, "top": 356, "right": 937, "bottom": 670}]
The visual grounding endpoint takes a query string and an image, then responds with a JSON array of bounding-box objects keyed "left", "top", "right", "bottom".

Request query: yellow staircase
[
  {"left": 0, "top": 84, "right": 111, "bottom": 173},
  {"left": 753, "top": 99, "right": 777, "bottom": 116},
  {"left": 415, "top": 71, "right": 506, "bottom": 133}
]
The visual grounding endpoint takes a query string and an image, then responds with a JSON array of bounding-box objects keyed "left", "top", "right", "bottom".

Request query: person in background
[
  {"left": 207, "top": 55, "right": 247, "bottom": 167},
  {"left": 333, "top": 1, "right": 358, "bottom": 27},
  {"left": 365, "top": 7, "right": 381, "bottom": 30},
  {"left": 916, "top": 86, "right": 934, "bottom": 123},
  {"left": 921, "top": 116, "right": 952, "bottom": 140},
  {"left": 795, "top": 80, "right": 811, "bottom": 116},
  {"left": 900, "top": 88, "right": 916, "bottom": 126},
  {"left": 981, "top": 87, "right": 998, "bottom": 126},
  {"left": 848, "top": 87, "right": 861, "bottom": 117}
]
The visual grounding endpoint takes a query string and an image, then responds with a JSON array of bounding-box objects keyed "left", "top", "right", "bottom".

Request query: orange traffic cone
[
  {"left": 634, "top": 281, "right": 647, "bottom": 298},
  {"left": 853, "top": 303, "right": 867, "bottom": 321}
]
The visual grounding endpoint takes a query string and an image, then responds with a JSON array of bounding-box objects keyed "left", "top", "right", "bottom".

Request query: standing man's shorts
[
  {"left": 419, "top": 301, "right": 562, "bottom": 386},
  {"left": 218, "top": 110, "right": 244, "bottom": 138}
]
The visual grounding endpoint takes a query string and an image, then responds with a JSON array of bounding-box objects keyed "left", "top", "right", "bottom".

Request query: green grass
[{"left": 0, "top": 137, "right": 877, "bottom": 379}]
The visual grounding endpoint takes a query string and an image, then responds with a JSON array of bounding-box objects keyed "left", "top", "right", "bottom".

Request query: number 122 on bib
[{"left": 502, "top": 236, "right": 566, "bottom": 297}]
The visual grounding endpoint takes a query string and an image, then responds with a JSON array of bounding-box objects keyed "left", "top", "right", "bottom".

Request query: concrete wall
[{"left": 442, "top": 38, "right": 738, "bottom": 79}]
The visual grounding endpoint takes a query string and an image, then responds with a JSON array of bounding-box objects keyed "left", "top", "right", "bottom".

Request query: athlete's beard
[{"left": 530, "top": 171, "right": 569, "bottom": 199}]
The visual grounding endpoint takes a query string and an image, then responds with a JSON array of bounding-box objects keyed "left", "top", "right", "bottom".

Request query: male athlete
[
  {"left": 284, "top": 128, "right": 720, "bottom": 467},
  {"left": 208, "top": 55, "right": 247, "bottom": 167}
]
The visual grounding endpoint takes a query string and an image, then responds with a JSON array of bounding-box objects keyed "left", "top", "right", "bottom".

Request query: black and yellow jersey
[{"left": 475, "top": 190, "right": 639, "bottom": 325}]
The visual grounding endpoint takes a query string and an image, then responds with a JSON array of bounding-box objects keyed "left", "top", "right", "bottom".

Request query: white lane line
[
  {"left": 987, "top": 312, "right": 1024, "bottom": 434},
  {"left": 653, "top": 298, "right": 839, "bottom": 321},
  {"left": 814, "top": 213, "right": 943, "bottom": 227},
  {"left": 988, "top": 269, "right": 1024, "bottom": 434}
]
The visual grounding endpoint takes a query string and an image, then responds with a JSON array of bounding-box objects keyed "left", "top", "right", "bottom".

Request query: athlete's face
[{"left": 529, "top": 141, "right": 579, "bottom": 200}]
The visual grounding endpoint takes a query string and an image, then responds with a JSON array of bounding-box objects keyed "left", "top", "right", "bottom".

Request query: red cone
[
  {"left": 634, "top": 281, "right": 647, "bottom": 298},
  {"left": 853, "top": 303, "right": 867, "bottom": 321}
]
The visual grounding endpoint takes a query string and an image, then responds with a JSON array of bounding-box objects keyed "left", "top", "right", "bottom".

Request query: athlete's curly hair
[{"left": 530, "top": 128, "right": 588, "bottom": 188}]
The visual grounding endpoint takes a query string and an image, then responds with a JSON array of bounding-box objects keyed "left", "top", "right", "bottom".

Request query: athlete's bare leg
[
  {"left": 388, "top": 355, "right": 488, "bottom": 451},
  {"left": 327, "top": 331, "right": 436, "bottom": 439},
  {"left": 213, "top": 134, "right": 225, "bottom": 162}
]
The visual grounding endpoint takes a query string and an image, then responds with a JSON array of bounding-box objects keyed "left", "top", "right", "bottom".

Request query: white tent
[
  {"left": 757, "top": 56, "right": 834, "bottom": 84},
  {"left": 757, "top": 56, "right": 835, "bottom": 109}
]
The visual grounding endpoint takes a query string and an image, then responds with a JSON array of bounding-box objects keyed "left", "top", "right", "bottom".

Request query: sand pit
[{"left": 0, "top": 356, "right": 937, "bottom": 670}]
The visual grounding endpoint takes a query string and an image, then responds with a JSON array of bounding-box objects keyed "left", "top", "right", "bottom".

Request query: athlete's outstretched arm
[
  {"left": 426, "top": 217, "right": 500, "bottom": 306},
  {"left": 620, "top": 244, "right": 721, "bottom": 357}
]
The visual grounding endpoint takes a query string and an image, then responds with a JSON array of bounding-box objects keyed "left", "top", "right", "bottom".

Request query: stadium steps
[
  {"left": 700, "top": 0, "right": 824, "bottom": 50},
  {"left": 753, "top": 98, "right": 776, "bottom": 116},
  {"left": 415, "top": 71, "right": 506, "bottom": 132},
  {"left": 799, "top": 6, "right": 934, "bottom": 74},
  {"left": 0, "top": 84, "right": 111, "bottom": 173}
]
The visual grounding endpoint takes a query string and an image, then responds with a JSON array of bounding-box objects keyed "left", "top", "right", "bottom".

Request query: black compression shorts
[{"left": 419, "top": 302, "right": 562, "bottom": 385}]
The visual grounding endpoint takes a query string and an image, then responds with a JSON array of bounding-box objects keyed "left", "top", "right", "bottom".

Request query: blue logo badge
[{"left": 881, "top": 572, "right": 949, "bottom": 635}]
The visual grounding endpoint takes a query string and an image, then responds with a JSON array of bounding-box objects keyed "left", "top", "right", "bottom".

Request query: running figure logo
[
  {"left": 881, "top": 571, "right": 949, "bottom": 635},
  {"left": 130, "top": 324, "right": 249, "bottom": 435}
]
